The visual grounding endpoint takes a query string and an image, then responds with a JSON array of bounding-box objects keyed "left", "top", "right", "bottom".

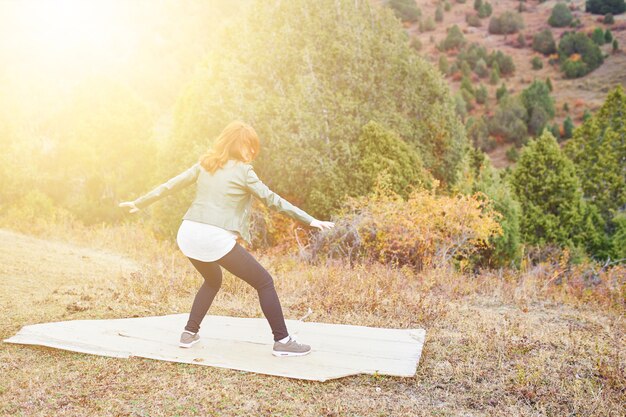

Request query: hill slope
[
  {"left": 381, "top": 0, "right": 626, "bottom": 167},
  {"left": 1, "top": 226, "right": 624, "bottom": 415}
]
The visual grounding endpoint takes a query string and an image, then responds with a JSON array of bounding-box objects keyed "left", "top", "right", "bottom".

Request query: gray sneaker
[
  {"left": 179, "top": 330, "right": 200, "bottom": 348},
  {"left": 272, "top": 335, "right": 311, "bottom": 357}
]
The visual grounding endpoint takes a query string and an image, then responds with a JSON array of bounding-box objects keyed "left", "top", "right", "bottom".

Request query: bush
[
  {"left": 585, "top": 0, "right": 626, "bottom": 15},
  {"left": 489, "top": 11, "right": 524, "bottom": 35},
  {"left": 613, "top": 39, "right": 619, "bottom": 52},
  {"left": 435, "top": 5, "right": 444, "bottom": 22},
  {"left": 461, "top": 60, "right": 472, "bottom": 77},
  {"left": 439, "top": 24, "right": 466, "bottom": 50},
  {"left": 490, "top": 63, "right": 500, "bottom": 84},
  {"left": 592, "top": 27, "right": 606, "bottom": 45},
  {"left": 496, "top": 82, "right": 508, "bottom": 101},
  {"left": 439, "top": 55, "right": 449, "bottom": 75},
  {"left": 520, "top": 80, "right": 555, "bottom": 135},
  {"left": 474, "top": 0, "right": 483, "bottom": 10},
  {"left": 454, "top": 93, "right": 468, "bottom": 118},
  {"left": 466, "top": 13, "right": 482, "bottom": 27},
  {"left": 562, "top": 58, "right": 589, "bottom": 78},
  {"left": 462, "top": 88, "right": 475, "bottom": 111},
  {"left": 558, "top": 31, "right": 604, "bottom": 77},
  {"left": 550, "top": 122, "right": 562, "bottom": 140},
  {"left": 563, "top": 116, "right": 574, "bottom": 139},
  {"left": 610, "top": 212, "right": 626, "bottom": 258},
  {"left": 474, "top": 58, "right": 489, "bottom": 77},
  {"left": 605, "top": 29, "right": 613, "bottom": 43},
  {"left": 549, "top": 3, "right": 574, "bottom": 27},
  {"left": 533, "top": 29, "right": 557, "bottom": 55},
  {"left": 489, "top": 95, "right": 528, "bottom": 145},
  {"left": 517, "top": 32, "right": 526, "bottom": 47},
  {"left": 475, "top": 83, "right": 488, "bottom": 103},
  {"left": 3, "top": 190, "right": 75, "bottom": 233},
  {"left": 506, "top": 145, "right": 519, "bottom": 162},
  {"left": 570, "top": 18, "right": 582, "bottom": 28},
  {"left": 456, "top": 42, "right": 489, "bottom": 68},
  {"left": 488, "top": 50, "right": 515, "bottom": 75},
  {"left": 323, "top": 179, "right": 503, "bottom": 271},
  {"left": 467, "top": 148, "right": 523, "bottom": 267},
  {"left": 548, "top": 54, "right": 560, "bottom": 66},
  {"left": 444, "top": 1, "right": 452, "bottom": 11},
  {"left": 450, "top": 61, "right": 459, "bottom": 75},
  {"left": 531, "top": 56, "right": 544, "bottom": 69},
  {"left": 603, "top": 13, "right": 615, "bottom": 23},
  {"left": 389, "top": 0, "right": 422, "bottom": 22},
  {"left": 467, "top": 116, "right": 494, "bottom": 150},
  {"left": 478, "top": 2, "right": 493, "bottom": 18},
  {"left": 420, "top": 17, "right": 436, "bottom": 32},
  {"left": 461, "top": 75, "right": 475, "bottom": 95},
  {"left": 529, "top": 106, "right": 550, "bottom": 136}
]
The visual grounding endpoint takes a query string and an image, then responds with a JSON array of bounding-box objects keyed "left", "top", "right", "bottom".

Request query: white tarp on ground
[{"left": 3, "top": 313, "right": 426, "bottom": 381}]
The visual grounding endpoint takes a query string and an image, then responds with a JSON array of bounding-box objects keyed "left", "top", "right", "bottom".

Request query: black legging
[{"left": 184, "top": 242, "right": 289, "bottom": 341}]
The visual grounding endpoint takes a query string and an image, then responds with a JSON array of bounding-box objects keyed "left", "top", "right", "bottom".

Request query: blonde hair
[{"left": 199, "top": 120, "right": 261, "bottom": 174}]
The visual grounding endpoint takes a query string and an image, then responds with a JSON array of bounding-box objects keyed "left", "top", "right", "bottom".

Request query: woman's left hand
[
  {"left": 118, "top": 201, "right": 140, "bottom": 213},
  {"left": 310, "top": 219, "right": 335, "bottom": 231}
]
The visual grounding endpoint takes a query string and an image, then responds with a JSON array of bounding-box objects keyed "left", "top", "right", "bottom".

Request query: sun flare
[{"left": 2, "top": 0, "right": 137, "bottom": 81}]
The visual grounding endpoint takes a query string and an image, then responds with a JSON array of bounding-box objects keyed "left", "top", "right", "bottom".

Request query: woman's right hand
[
  {"left": 310, "top": 219, "right": 335, "bottom": 231},
  {"left": 118, "top": 201, "right": 140, "bottom": 213}
]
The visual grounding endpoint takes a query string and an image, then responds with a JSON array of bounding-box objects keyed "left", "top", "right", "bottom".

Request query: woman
[{"left": 119, "top": 121, "right": 334, "bottom": 357}]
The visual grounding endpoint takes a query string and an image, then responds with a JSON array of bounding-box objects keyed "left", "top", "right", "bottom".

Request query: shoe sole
[
  {"left": 179, "top": 339, "right": 200, "bottom": 348},
  {"left": 272, "top": 349, "right": 311, "bottom": 357}
]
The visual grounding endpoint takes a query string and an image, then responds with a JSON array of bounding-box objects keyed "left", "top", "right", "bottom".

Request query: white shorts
[{"left": 176, "top": 220, "right": 238, "bottom": 262}]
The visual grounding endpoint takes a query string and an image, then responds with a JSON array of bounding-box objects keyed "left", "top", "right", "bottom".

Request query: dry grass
[{"left": 1, "top": 216, "right": 624, "bottom": 416}]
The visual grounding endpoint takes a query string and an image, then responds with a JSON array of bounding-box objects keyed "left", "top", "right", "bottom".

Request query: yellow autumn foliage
[
  {"left": 333, "top": 173, "right": 504, "bottom": 271},
  {"left": 569, "top": 53, "right": 582, "bottom": 62}
]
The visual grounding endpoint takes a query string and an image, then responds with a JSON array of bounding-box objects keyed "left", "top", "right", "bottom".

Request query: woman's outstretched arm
[
  {"left": 125, "top": 162, "right": 201, "bottom": 211},
  {"left": 243, "top": 164, "right": 316, "bottom": 226}
]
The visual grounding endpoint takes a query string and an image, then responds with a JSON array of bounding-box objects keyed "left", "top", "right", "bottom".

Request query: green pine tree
[
  {"left": 489, "top": 62, "right": 501, "bottom": 85},
  {"left": 467, "top": 147, "right": 522, "bottom": 267},
  {"left": 435, "top": 5, "right": 444, "bottom": 22},
  {"left": 563, "top": 116, "right": 574, "bottom": 138},
  {"left": 510, "top": 131, "right": 591, "bottom": 250},
  {"left": 496, "top": 82, "right": 508, "bottom": 101},
  {"left": 439, "top": 54, "right": 449, "bottom": 75},
  {"left": 546, "top": 76, "right": 553, "bottom": 92},
  {"left": 563, "top": 86, "right": 626, "bottom": 258},
  {"left": 550, "top": 122, "right": 561, "bottom": 140},
  {"left": 355, "top": 121, "right": 434, "bottom": 198},
  {"left": 461, "top": 75, "right": 475, "bottom": 95},
  {"left": 520, "top": 80, "right": 555, "bottom": 136}
]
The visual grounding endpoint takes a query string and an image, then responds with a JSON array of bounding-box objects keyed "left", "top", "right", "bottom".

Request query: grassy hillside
[
  {"left": 1, "top": 222, "right": 623, "bottom": 416},
  {"left": 1, "top": 1, "right": 624, "bottom": 414}
]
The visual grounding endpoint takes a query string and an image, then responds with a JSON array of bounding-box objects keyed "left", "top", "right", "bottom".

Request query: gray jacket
[{"left": 132, "top": 159, "right": 315, "bottom": 244}]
